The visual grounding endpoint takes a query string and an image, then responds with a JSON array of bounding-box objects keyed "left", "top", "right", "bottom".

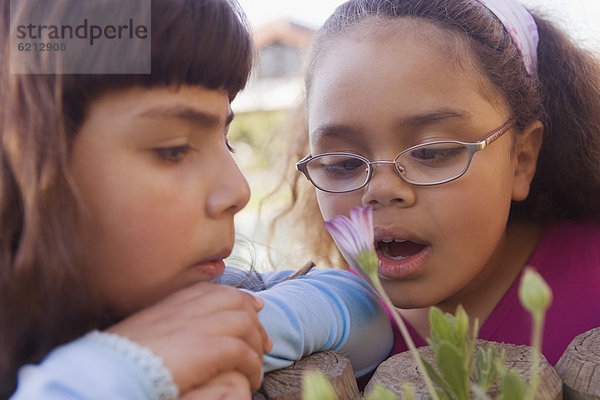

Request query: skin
[
  {"left": 70, "top": 85, "right": 271, "bottom": 394},
  {"left": 71, "top": 85, "right": 249, "bottom": 314},
  {"left": 307, "top": 20, "right": 543, "bottom": 337}
]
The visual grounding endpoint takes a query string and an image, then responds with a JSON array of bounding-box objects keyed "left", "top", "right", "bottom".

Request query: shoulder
[
  {"left": 544, "top": 220, "right": 600, "bottom": 241},
  {"left": 525, "top": 221, "right": 600, "bottom": 363},
  {"left": 530, "top": 220, "right": 600, "bottom": 318},
  {"left": 533, "top": 221, "right": 600, "bottom": 268}
]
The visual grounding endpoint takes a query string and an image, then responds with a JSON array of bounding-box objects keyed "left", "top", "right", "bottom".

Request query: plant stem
[
  {"left": 370, "top": 275, "right": 441, "bottom": 400},
  {"left": 528, "top": 313, "right": 544, "bottom": 400}
]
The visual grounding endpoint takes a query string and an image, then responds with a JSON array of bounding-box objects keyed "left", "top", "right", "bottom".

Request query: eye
[
  {"left": 154, "top": 145, "right": 193, "bottom": 163},
  {"left": 225, "top": 139, "right": 235, "bottom": 153},
  {"left": 408, "top": 143, "right": 467, "bottom": 165},
  {"left": 325, "top": 158, "right": 363, "bottom": 173},
  {"left": 315, "top": 155, "right": 366, "bottom": 178}
]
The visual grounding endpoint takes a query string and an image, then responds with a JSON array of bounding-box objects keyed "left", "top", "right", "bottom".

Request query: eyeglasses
[{"left": 296, "top": 119, "right": 514, "bottom": 193}]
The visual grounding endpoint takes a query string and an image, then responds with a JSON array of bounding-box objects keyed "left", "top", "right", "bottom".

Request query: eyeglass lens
[{"left": 306, "top": 142, "right": 472, "bottom": 191}]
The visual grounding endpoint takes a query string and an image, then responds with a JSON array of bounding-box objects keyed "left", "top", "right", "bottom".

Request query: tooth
[
  {"left": 394, "top": 239, "right": 407, "bottom": 243},
  {"left": 382, "top": 239, "right": 393, "bottom": 244},
  {"left": 380, "top": 245, "right": 409, "bottom": 261}
]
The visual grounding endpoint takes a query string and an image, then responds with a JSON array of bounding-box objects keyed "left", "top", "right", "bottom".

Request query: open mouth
[{"left": 376, "top": 239, "right": 426, "bottom": 261}]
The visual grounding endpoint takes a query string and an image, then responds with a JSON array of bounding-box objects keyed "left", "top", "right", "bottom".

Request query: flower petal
[{"left": 324, "top": 206, "right": 378, "bottom": 275}]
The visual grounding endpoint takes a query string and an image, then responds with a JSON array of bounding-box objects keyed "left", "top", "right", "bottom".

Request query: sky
[{"left": 237, "top": 0, "right": 600, "bottom": 51}]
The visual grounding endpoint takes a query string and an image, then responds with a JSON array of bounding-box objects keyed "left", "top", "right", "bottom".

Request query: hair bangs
[{"left": 148, "top": 0, "right": 253, "bottom": 100}]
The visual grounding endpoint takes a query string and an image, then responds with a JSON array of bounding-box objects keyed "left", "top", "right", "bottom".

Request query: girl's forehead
[
  {"left": 308, "top": 17, "right": 505, "bottom": 116},
  {"left": 344, "top": 17, "right": 478, "bottom": 73}
]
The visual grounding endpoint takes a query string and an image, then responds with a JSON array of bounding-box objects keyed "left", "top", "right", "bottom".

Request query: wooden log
[
  {"left": 252, "top": 351, "right": 360, "bottom": 400},
  {"left": 365, "top": 340, "right": 562, "bottom": 399},
  {"left": 555, "top": 327, "right": 600, "bottom": 400}
]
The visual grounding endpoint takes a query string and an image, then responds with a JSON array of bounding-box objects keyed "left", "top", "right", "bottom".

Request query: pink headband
[{"left": 475, "top": 0, "right": 539, "bottom": 75}]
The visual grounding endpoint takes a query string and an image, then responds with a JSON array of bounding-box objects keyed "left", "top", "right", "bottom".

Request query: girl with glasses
[
  {"left": 1, "top": 0, "right": 392, "bottom": 398},
  {"left": 275, "top": 0, "right": 600, "bottom": 369}
]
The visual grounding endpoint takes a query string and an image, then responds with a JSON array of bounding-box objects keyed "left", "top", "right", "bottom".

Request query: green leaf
[
  {"left": 302, "top": 370, "right": 338, "bottom": 400},
  {"left": 431, "top": 388, "right": 452, "bottom": 400},
  {"left": 363, "top": 384, "right": 397, "bottom": 400},
  {"left": 420, "top": 355, "right": 452, "bottom": 396},
  {"left": 401, "top": 383, "right": 416, "bottom": 400},
  {"left": 470, "top": 385, "right": 493, "bottom": 400},
  {"left": 471, "top": 318, "right": 480, "bottom": 343},
  {"left": 454, "top": 305, "right": 470, "bottom": 347},
  {"left": 436, "top": 342, "right": 469, "bottom": 400},
  {"left": 473, "top": 348, "right": 488, "bottom": 386},
  {"left": 429, "top": 307, "right": 456, "bottom": 349},
  {"left": 500, "top": 369, "right": 528, "bottom": 400},
  {"left": 473, "top": 345, "right": 505, "bottom": 391}
]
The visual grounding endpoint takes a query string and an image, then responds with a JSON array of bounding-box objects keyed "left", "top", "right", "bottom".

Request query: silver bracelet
[{"left": 85, "top": 330, "right": 179, "bottom": 400}]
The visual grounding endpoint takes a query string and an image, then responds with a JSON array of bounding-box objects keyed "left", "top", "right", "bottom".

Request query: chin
[
  {"left": 391, "top": 298, "right": 434, "bottom": 310},
  {"left": 385, "top": 285, "right": 444, "bottom": 310}
]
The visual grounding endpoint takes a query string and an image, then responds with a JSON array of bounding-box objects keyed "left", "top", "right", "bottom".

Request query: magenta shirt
[{"left": 388, "top": 221, "right": 600, "bottom": 365}]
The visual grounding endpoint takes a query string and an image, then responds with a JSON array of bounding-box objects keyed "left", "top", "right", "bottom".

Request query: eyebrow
[
  {"left": 311, "top": 108, "right": 471, "bottom": 142},
  {"left": 311, "top": 123, "right": 361, "bottom": 141},
  {"left": 394, "top": 109, "right": 471, "bottom": 130},
  {"left": 137, "top": 105, "right": 235, "bottom": 127}
]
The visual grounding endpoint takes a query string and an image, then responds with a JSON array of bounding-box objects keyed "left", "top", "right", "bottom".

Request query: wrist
[{"left": 85, "top": 330, "right": 179, "bottom": 400}]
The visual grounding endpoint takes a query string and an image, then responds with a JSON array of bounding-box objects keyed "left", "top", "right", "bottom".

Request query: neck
[{"left": 399, "top": 219, "right": 543, "bottom": 340}]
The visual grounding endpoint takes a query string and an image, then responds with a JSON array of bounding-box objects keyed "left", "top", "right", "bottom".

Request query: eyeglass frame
[{"left": 296, "top": 119, "right": 515, "bottom": 193}]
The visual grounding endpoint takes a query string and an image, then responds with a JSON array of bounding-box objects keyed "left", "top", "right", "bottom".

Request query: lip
[
  {"left": 374, "top": 226, "right": 431, "bottom": 280},
  {"left": 376, "top": 245, "right": 432, "bottom": 280},
  {"left": 192, "top": 259, "right": 226, "bottom": 280},
  {"left": 374, "top": 226, "right": 428, "bottom": 245},
  {"left": 190, "top": 248, "right": 232, "bottom": 280}
]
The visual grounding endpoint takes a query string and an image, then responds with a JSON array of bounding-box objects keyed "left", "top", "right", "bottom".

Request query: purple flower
[
  {"left": 324, "top": 206, "right": 378, "bottom": 276},
  {"left": 325, "top": 206, "right": 440, "bottom": 400}
]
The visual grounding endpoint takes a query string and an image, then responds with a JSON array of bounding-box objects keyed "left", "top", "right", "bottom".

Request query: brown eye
[{"left": 155, "top": 145, "right": 192, "bottom": 163}]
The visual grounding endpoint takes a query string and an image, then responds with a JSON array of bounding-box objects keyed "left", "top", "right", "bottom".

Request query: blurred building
[{"left": 232, "top": 18, "right": 315, "bottom": 113}]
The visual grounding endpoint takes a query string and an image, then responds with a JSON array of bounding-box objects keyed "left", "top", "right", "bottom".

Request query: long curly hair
[
  {"left": 269, "top": 0, "right": 600, "bottom": 267},
  {"left": 0, "top": 0, "right": 253, "bottom": 395}
]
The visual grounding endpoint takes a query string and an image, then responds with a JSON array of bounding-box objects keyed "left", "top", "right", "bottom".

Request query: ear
[{"left": 512, "top": 120, "right": 543, "bottom": 201}]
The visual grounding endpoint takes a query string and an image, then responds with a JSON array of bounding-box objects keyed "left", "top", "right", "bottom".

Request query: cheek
[
  {"left": 316, "top": 191, "right": 360, "bottom": 220},
  {"left": 89, "top": 175, "right": 203, "bottom": 256},
  {"left": 424, "top": 158, "right": 514, "bottom": 249},
  {"left": 73, "top": 186, "right": 200, "bottom": 313}
]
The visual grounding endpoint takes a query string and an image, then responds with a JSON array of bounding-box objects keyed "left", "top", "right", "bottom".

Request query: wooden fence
[{"left": 253, "top": 327, "right": 600, "bottom": 399}]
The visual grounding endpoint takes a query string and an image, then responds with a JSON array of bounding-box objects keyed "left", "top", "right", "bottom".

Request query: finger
[
  {"left": 177, "top": 284, "right": 263, "bottom": 319},
  {"left": 247, "top": 292, "right": 264, "bottom": 312},
  {"left": 191, "top": 289, "right": 271, "bottom": 355},
  {"left": 194, "top": 310, "right": 266, "bottom": 361},
  {"left": 180, "top": 371, "right": 251, "bottom": 400},
  {"left": 164, "top": 282, "right": 249, "bottom": 309},
  {"left": 172, "top": 335, "right": 264, "bottom": 392}
]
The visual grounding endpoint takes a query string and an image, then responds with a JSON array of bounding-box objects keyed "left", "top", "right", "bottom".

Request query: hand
[
  {"left": 107, "top": 282, "right": 272, "bottom": 394},
  {"left": 179, "top": 371, "right": 251, "bottom": 400}
]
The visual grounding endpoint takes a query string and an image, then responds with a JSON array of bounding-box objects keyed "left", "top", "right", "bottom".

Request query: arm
[
  {"left": 11, "top": 282, "right": 268, "bottom": 400},
  {"left": 10, "top": 332, "right": 167, "bottom": 400},
  {"left": 217, "top": 267, "right": 394, "bottom": 377}
]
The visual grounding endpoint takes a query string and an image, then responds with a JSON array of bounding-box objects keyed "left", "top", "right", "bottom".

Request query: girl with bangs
[{"left": 1, "top": 0, "right": 392, "bottom": 398}]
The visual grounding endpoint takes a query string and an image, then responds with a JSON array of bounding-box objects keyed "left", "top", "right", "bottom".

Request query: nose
[
  {"left": 361, "top": 162, "right": 416, "bottom": 209},
  {"left": 206, "top": 153, "right": 250, "bottom": 217}
]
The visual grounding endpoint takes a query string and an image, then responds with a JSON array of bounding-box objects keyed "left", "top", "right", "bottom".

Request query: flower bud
[{"left": 518, "top": 267, "right": 552, "bottom": 316}]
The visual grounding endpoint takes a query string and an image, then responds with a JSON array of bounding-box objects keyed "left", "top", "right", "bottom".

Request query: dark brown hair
[
  {"left": 269, "top": 0, "right": 600, "bottom": 266},
  {"left": 0, "top": 0, "right": 253, "bottom": 395}
]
